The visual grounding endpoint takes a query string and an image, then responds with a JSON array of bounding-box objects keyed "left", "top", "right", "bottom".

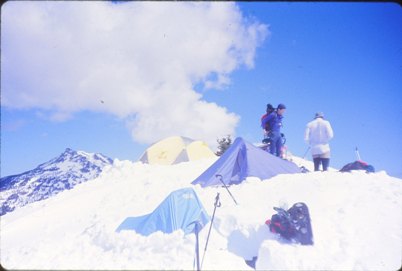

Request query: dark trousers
[
  {"left": 313, "top": 158, "right": 330, "bottom": 171},
  {"left": 269, "top": 131, "right": 282, "bottom": 157}
]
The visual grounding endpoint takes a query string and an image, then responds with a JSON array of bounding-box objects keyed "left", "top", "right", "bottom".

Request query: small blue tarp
[
  {"left": 192, "top": 137, "right": 301, "bottom": 187},
  {"left": 116, "top": 187, "right": 210, "bottom": 236}
]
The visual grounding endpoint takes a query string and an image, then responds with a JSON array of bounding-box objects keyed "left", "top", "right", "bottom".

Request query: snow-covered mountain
[{"left": 0, "top": 148, "right": 113, "bottom": 216}]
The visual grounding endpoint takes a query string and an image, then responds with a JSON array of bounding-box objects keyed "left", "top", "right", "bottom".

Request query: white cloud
[{"left": 1, "top": 1, "right": 268, "bottom": 145}]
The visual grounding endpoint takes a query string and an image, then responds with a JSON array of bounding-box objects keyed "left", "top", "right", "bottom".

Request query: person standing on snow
[
  {"left": 304, "top": 112, "right": 334, "bottom": 171},
  {"left": 265, "top": 103, "right": 286, "bottom": 157}
]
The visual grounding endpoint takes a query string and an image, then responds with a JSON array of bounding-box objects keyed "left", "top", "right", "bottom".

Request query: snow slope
[{"left": 1, "top": 157, "right": 401, "bottom": 270}]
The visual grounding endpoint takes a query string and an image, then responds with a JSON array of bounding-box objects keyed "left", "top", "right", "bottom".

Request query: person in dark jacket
[{"left": 265, "top": 103, "right": 286, "bottom": 157}]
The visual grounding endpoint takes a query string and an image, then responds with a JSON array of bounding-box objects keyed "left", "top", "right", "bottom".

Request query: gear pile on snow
[
  {"left": 265, "top": 202, "right": 313, "bottom": 245},
  {"left": 340, "top": 160, "right": 375, "bottom": 173}
]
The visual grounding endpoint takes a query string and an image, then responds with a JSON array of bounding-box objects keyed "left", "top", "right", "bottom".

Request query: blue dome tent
[
  {"left": 116, "top": 187, "right": 210, "bottom": 236},
  {"left": 192, "top": 137, "right": 301, "bottom": 187}
]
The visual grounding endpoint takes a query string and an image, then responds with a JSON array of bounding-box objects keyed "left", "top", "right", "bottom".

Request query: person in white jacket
[{"left": 304, "top": 112, "right": 334, "bottom": 171}]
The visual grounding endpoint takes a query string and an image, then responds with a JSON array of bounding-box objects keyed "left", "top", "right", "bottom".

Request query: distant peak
[
  {"left": 64, "top": 148, "right": 76, "bottom": 154},
  {"left": 61, "top": 148, "right": 113, "bottom": 164}
]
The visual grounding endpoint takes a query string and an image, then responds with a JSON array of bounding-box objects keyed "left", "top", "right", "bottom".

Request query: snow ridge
[{"left": 0, "top": 148, "right": 113, "bottom": 216}]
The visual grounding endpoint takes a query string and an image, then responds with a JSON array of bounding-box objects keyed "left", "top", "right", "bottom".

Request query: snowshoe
[
  {"left": 265, "top": 202, "right": 313, "bottom": 245},
  {"left": 287, "top": 202, "right": 313, "bottom": 245}
]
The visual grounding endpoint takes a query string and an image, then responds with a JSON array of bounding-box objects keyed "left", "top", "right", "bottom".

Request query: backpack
[
  {"left": 261, "top": 111, "right": 277, "bottom": 134},
  {"left": 261, "top": 113, "right": 271, "bottom": 132},
  {"left": 265, "top": 202, "right": 313, "bottom": 245},
  {"left": 340, "top": 160, "right": 375, "bottom": 173},
  {"left": 261, "top": 103, "right": 275, "bottom": 133}
]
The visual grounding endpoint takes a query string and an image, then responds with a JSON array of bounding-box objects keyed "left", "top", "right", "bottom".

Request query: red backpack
[{"left": 261, "top": 113, "right": 271, "bottom": 132}]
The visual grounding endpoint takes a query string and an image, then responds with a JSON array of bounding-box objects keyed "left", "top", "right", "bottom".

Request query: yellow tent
[{"left": 139, "top": 136, "right": 216, "bottom": 165}]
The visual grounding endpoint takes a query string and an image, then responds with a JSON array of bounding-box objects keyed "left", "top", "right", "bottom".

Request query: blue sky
[{"left": 1, "top": 2, "right": 401, "bottom": 178}]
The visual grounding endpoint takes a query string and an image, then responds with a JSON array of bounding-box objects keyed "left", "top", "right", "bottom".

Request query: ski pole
[
  {"left": 302, "top": 146, "right": 310, "bottom": 160},
  {"left": 215, "top": 174, "right": 238, "bottom": 205},
  {"left": 201, "top": 192, "right": 221, "bottom": 269},
  {"left": 194, "top": 222, "right": 200, "bottom": 271},
  {"left": 355, "top": 147, "right": 361, "bottom": 161},
  {"left": 296, "top": 146, "right": 311, "bottom": 173}
]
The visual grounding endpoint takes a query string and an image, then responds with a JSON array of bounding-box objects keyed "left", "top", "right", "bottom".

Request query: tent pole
[
  {"left": 215, "top": 174, "right": 238, "bottom": 205},
  {"left": 201, "top": 192, "right": 221, "bottom": 269}
]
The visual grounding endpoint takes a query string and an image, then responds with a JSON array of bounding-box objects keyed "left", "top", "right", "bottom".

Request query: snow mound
[{"left": 1, "top": 157, "right": 401, "bottom": 270}]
